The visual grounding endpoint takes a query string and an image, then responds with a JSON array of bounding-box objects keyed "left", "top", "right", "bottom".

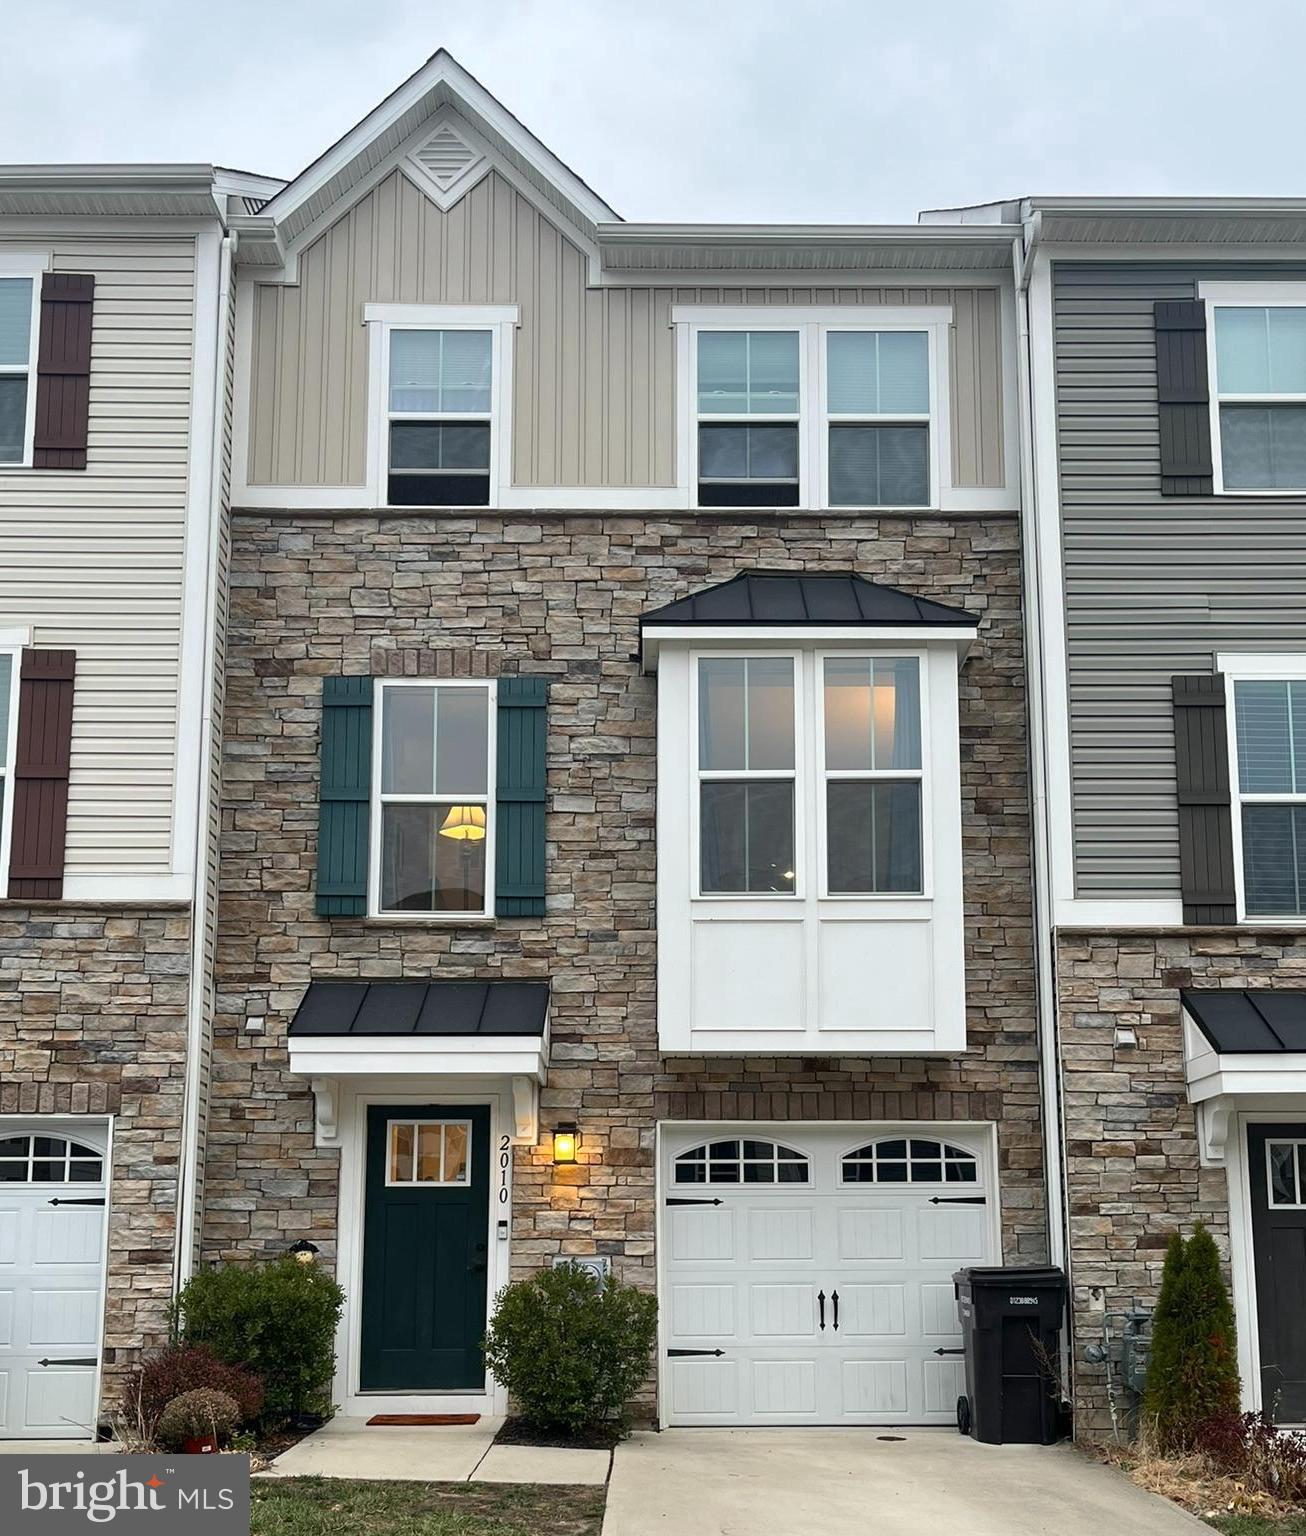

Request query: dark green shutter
[
  {"left": 317, "top": 676, "right": 374, "bottom": 916},
  {"left": 496, "top": 677, "right": 548, "bottom": 918}
]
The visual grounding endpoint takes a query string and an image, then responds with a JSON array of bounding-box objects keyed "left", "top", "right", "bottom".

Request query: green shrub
[
  {"left": 483, "top": 1264, "right": 657, "bottom": 1434},
  {"left": 1144, "top": 1223, "right": 1240, "bottom": 1450},
  {"left": 172, "top": 1258, "right": 344, "bottom": 1424},
  {"left": 156, "top": 1388, "right": 241, "bottom": 1450}
]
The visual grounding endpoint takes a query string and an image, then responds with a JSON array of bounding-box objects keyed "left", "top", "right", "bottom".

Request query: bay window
[{"left": 371, "top": 680, "right": 494, "bottom": 916}]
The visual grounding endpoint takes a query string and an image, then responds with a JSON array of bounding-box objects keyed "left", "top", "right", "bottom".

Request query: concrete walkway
[
  {"left": 601, "top": 1429, "right": 1207, "bottom": 1536},
  {"left": 261, "top": 1414, "right": 610, "bottom": 1485}
]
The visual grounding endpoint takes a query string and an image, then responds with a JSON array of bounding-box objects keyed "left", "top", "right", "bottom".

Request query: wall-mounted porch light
[
  {"left": 552, "top": 1122, "right": 580, "bottom": 1165},
  {"left": 288, "top": 1239, "right": 320, "bottom": 1264}
]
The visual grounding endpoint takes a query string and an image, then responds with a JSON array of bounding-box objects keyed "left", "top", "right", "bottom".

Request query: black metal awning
[
  {"left": 288, "top": 980, "right": 549, "bottom": 1039},
  {"left": 1182, "top": 989, "right": 1306, "bottom": 1054},
  {"left": 640, "top": 570, "right": 976, "bottom": 631}
]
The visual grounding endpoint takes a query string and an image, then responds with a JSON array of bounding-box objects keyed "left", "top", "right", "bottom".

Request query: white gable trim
[{"left": 256, "top": 50, "right": 617, "bottom": 241}]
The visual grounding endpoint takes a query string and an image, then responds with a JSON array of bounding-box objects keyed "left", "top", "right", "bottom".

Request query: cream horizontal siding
[
  {"left": 245, "top": 169, "right": 1006, "bottom": 492},
  {"left": 0, "top": 236, "right": 195, "bottom": 876}
]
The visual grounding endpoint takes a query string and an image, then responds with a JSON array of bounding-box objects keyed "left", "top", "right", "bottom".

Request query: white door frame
[
  {"left": 1226, "top": 1102, "right": 1306, "bottom": 1416},
  {"left": 0, "top": 1113, "right": 113, "bottom": 1442},
  {"left": 653, "top": 1119, "right": 1002, "bottom": 1428},
  {"left": 334, "top": 1077, "right": 515, "bottom": 1419}
]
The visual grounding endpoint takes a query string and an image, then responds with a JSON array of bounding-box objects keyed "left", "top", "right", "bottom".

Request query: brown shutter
[
  {"left": 1155, "top": 300, "right": 1214, "bottom": 496},
  {"left": 32, "top": 273, "right": 94, "bottom": 471},
  {"left": 8, "top": 649, "right": 75, "bottom": 899},
  {"left": 1172, "top": 673, "right": 1237, "bottom": 924}
]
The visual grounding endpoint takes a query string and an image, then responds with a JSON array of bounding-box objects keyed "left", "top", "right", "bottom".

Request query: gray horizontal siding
[{"left": 1055, "top": 261, "right": 1306, "bottom": 898}]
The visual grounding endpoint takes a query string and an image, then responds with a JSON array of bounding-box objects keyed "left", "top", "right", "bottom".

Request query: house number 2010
[{"left": 498, "top": 1135, "right": 511, "bottom": 1204}]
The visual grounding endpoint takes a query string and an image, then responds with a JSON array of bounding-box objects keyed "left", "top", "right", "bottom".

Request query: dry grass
[{"left": 1095, "top": 1442, "right": 1299, "bottom": 1524}]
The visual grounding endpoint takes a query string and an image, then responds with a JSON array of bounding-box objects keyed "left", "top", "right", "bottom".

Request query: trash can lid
[{"left": 952, "top": 1265, "right": 1067, "bottom": 1288}]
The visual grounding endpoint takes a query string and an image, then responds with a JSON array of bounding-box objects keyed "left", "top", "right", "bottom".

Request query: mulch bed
[{"left": 494, "top": 1416, "right": 625, "bottom": 1451}]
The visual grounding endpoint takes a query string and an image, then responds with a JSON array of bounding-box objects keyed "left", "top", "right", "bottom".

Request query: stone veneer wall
[
  {"left": 0, "top": 903, "right": 191, "bottom": 1407},
  {"left": 203, "top": 510, "right": 1045, "bottom": 1403},
  {"left": 1059, "top": 927, "right": 1306, "bottom": 1438}
]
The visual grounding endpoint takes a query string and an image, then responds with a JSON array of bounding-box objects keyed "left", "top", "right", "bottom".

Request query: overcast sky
[{"left": 2, "top": 0, "right": 1302, "bottom": 223}]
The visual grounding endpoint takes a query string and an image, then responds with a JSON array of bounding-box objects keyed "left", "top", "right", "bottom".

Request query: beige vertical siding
[
  {"left": 0, "top": 236, "right": 195, "bottom": 875},
  {"left": 245, "top": 168, "right": 1006, "bottom": 492}
]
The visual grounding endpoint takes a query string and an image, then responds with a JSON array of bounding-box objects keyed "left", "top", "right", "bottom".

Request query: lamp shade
[{"left": 439, "top": 804, "right": 487, "bottom": 841}]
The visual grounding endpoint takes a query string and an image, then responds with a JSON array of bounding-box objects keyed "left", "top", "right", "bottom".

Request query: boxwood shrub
[{"left": 483, "top": 1263, "right": 657, "bottom": 1435}]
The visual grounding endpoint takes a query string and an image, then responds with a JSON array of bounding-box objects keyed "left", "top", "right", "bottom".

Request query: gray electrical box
[
  {"left": 1122, "top": 1311, "right": 1152, "bottom": 1395},
  {"left": 550, "top": 1255, "right": 611, "bottom": 1282}
]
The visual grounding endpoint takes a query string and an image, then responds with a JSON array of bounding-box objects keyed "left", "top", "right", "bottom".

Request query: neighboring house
[
  {"left": 928, "top": 195, "right": 1306, "bottom": 1435},
  {"left": 0, "top": 163, "right": 281, "bottom": 1438},
  {"left": 201, "top": 52, "right": 1048, "bottom": 1428}
]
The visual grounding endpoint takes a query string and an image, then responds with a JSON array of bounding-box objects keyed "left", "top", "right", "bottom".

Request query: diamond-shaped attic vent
[{"left": 408, "top": 123, "right": 485, "bottom": 206}]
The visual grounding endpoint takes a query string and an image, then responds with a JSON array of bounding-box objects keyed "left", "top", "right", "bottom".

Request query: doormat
[{"left": 366, "top": 1414, "right": 481, "bottom": 1427}]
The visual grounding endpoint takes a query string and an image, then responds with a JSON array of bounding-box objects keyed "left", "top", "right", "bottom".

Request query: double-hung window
[
  {"left": 0, "top": 647, "right": 16, "bottom": 893},
  {"left": 372, "top": 680, "right": 494, "bottom": 917},
  {"left": 0, "top": 273, "right": 37, "bottom": 466},
  {"left": 824, "top": 332, "right": 930, "bottom": 507},
  {"left": 696, "top": 331, "right": 801, "bottom": 506},
  {"left": 387, "top": 328, "right": 493, "bottom": 506},
  {"left": 1208, "top": 294, "right": 1306, "bottom": 492},
  {"left": 696, "top": 656, "right": 797, "bottom": 894},
  {"left": 820, "top": 655, "right": 924, "bottom": 893},
  {"left": 1231, "top": 669, "right": 1306, "bottom": 917},
  {"left": 684, "top": 310, "right": 947, "bottom": 509}
]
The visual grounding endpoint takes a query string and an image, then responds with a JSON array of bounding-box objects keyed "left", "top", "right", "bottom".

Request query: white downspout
[
  {"left": 174, "top": 227, "right": 237, "bottom": 1286},
  {"left": 1013, "top": 211, "right": 1069, "bottom": 1272}
]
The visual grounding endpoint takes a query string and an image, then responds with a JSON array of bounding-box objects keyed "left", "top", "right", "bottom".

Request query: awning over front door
[
  {"left": 286, "top": 980, "right": 549, "bottom": 1147},
  {"left": 1182, "top": 988, "right": 1306, "bottom": 1164}
]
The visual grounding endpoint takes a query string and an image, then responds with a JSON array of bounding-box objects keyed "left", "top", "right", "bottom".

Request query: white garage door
[
  {"left": 0, "top": 1126, "right": 108, "bottom": 1439},
  {"left": 660, "top": 1124, "right": 996, "bottom": 1426}
]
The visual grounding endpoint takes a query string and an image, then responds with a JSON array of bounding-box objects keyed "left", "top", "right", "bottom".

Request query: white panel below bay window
[
  {"left": 689, "top": 919, "right": 804, "bottom": 1034},
  {"left": 817, "top": 919, "right": 933, "bottom": 1032}
]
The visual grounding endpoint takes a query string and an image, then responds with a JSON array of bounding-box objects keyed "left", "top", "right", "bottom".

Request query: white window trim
[
  {"left": 363, "top": 303, "right": 518, "bottom": 510},
  {"left": 1265, "top": 1136, "right": 1306, "bottom": 1209},
  {"left": 0, "top": 630, "right": 26, "bottom": 901},
  {"left": 367, "top": 677, "right": 498, "bottom": 922},
  {"left": 0, "top": 254, "right": 50, "bottom": 473},
  {"left": 383, "top": 1117, "right": 474, "bottom": 1187},
  {"left": 1199, "top": 281, "right": 1306, "bottom": 497},
  {"left": 690, "top": 649, "right": 803, "bottom": 901},
  {"left": 814, "top": 649, "right": 931, "bottom": 900},
  {"left": 1220, "top": 651, "right": 1306, "bottom": 923},
  {"left": 673, "top": 305, "right": 953, "bottom": 512}
]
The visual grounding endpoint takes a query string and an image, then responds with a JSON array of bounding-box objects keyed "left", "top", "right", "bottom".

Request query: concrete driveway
[{"left": 602, "top": 1429, "right": 1207, "bottom": 1536}]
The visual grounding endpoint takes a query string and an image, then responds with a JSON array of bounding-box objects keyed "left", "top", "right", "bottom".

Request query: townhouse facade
[
  {"left": 996, "top": 199, "right": 1306, "bottom": 1437},
  {"left": 0, "top": 162, "right": 281, "bottom": 1436},
  {"left": 7, "top": 48, "right": 1306, "bottom": 1446}
]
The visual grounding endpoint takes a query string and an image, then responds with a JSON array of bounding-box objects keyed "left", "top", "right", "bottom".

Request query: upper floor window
[
  {"left": 0, "top": 275, "right": 36, "bottom": 466},
  {"left": 0, "top": 646, "right": 17, "bottom": 897},
  {"left": 371, "top": 679, "right": 494, "bottom": 917},
  {"left": 363, "top": 304, "right": 517, "bottom": 510},
  {"left": 1232, "top": 671, "right": 1306, "bottom": 916},
  {"left": 682, "top": 307, "right": 948, "bottom": 510},
  {"left": 825, "top": 331, "right": 930, "bottom": 507},
  {"left": 387, "top": 328, "right": 493, "bottom": 506},
  {"left": 696, "top": 331, "right": 802, "bottom": 507},
  {"left": 1210, "top": 299, "right": 1306, "bottom": 492}
]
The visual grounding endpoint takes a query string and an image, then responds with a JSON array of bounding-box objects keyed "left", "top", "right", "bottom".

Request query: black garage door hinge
[
  {"left": 667, "top": 1348, "right": 725, "bottom": 1358},
  {"left": 37, "top": 1357, "right": 98, "bottom": 1367},
  {"left": 48, "top": 1197, "right": 106, "bottom": 1207},
  {"left": 933, "top": 1348, "right": 965, "bottom": 1357},
  {"left": 929, "top": 1196, "right": 986, "bottom": 1206},
  {"left": 665, "top": 1197, "right": 723, "bottom": 1206}
]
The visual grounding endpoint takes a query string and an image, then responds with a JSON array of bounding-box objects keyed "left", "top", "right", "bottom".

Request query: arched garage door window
[
  {"left": 0, "top": 1133, "right": 104, "bottom": 1184},
  {"left": 674, "top": 1138, "right": 810, "bottom": 1185},
  {"left": 841, "top": 1136, "right": 978, "bottom": 1185}
]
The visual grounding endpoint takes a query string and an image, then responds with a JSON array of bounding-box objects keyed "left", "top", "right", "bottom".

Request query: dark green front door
[{"left": 361, "top": 1104, "right": 491, "bottom": 1392}]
